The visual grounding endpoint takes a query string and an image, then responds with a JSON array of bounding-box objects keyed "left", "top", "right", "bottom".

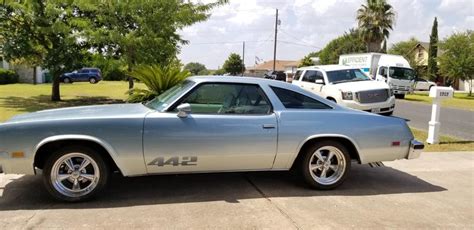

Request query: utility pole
[
  {"left": 272, "top": 9, "right": 279, "bottom": 72},
  {"left": 242, "top": 41, "right": 245, "bottom": 76}
]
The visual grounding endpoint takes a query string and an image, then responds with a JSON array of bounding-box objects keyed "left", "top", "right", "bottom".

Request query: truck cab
[
  {"left": 339, "top": 53, "right": 415, "bottom": 99},
  {"left": 292, "top": 65, "right": 395, "bottom": 115}
]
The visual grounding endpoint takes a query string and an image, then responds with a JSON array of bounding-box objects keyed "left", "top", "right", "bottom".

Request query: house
[
  {"left": 412, "top": 42, "right": 470, "bottom": 91},
  {"left": 0, "top": 54, "right": 45, "bottom": 84},
  {"left": 245, "top": 60, "right": 299, "bottom": 77}
]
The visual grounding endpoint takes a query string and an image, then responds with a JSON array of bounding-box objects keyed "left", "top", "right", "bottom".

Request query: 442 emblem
[{"left": 148, "top": 156, "right": 198, "bottom": 166}]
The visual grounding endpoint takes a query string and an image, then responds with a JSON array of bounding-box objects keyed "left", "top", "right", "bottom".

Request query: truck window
[
  {"left": 294, "top": 70, "right": 302, "bottom": 81},
  {"left": 389, "top": 67, "right": 415, "bottom": 80},
  {"left": 302, "top": 71, "right": 317, "bottom": 82},
  {"left": 379, "top": 67, "right": 388, "bottom": 77}
]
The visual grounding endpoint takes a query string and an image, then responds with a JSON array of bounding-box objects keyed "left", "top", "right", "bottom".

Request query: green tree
[
  {"left": 357, "top": 0, "right": 395, "bottom": 52},
  {"left": 0, "top": 0, "right": 227, "bottom": 100},
  {"left": 184, "top": 62, "right": 207, "bottom": 75},
  {"left": 388, "top": 38, "right": 426, "bottom": 78},
  {"left": 213, "top": 68, "right": 226, "bottom": 75},
  {"left": 89, "top": 0, "right": 226, "bottom": 89},
  {"left": 0, "top": 1, "right": 94, "bottom": 101},
  {"left": 128, "top": 65, "right": 191, "bottom": 102},
  {"left": 438, "top": 31, "right": 474, "bottom": 96},
  {"left": 318, "top": 29, "right": 366, "bottom": 64},
  {"left": 428, "top": 17, "right": 438, "bottom": 81},
  {"left": 298, "top": 52, "right": 319, "bottom": 67},
  {"left": 223, "top": 53, "right": 244, "bottom": 75}
]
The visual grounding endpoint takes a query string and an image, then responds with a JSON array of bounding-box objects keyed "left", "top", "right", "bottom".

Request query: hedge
[{"left": 0, "top": 68, "right": 19, "bottom": 85}]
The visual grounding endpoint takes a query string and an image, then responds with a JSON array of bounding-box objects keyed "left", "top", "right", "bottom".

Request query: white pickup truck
[{"left": 292, "top": 65, "right": 395, "bottom": 115}]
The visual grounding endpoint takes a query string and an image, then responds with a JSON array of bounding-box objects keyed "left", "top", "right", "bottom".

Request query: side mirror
[
  {"left": 177, "top": 103, "right": 191, "bottom": 118},
  {"left": 315, "top": 79, "right": 324, "bottom": 84}
]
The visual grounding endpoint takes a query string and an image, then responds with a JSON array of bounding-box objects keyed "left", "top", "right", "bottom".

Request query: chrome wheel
[
  {"left": 308, "top": 146, "right": 346, "bottom": 185},
  {"left": 50, "top": 152, "right": 100, "bottom": 198}
]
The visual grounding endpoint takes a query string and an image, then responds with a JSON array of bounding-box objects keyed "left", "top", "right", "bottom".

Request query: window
[
  {"left": 177, "top": 83, "right": 272, "bottom": 115},
  {"left": 302, "top": 70, "right": 323, "bottom": 83},
  {"left": 326, "top": 69, "right": 371, "bottom": 84},
  {"left": 270, "top": 86, "right": 331, "bottom": 109},
  {"left": 378, "top": 67, "right": 388, "bottom": 76},
  {"left": 293, "top": 70, "right": 302, "bottom": 81}
]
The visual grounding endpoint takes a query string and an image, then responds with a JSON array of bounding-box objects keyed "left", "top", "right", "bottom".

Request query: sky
[{"left": 179, "top": 0, "right": 474, "bottom": 69}]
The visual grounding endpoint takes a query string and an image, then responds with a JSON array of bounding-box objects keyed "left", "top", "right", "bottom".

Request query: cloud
[{"left": 179, "top": 0, "right": 473, "bottom": 69}]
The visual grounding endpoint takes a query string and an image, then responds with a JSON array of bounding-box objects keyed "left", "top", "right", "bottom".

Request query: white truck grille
[{"left": 356, "top": 89, "right": 389, "bottom": 104}]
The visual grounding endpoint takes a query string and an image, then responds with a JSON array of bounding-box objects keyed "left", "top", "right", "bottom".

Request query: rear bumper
[{"left": 407, "top": 139, "right": 424, "bottom": 159}]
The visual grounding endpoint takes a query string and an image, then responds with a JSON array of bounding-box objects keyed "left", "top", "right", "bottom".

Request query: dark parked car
[
  {"left": 264, "top": 71, "right": 286, "bottom": 81},
  {"left": 60, "top": 68, "right": 102, "bottom": 84}
]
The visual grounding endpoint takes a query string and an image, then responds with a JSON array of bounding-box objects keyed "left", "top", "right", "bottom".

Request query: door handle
[{"left": 262, "top": 124, "right": 276, "bottom": 129}]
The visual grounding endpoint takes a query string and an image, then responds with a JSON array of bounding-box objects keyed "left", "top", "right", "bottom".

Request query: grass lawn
[
  {"left": 411, "top": 128, "right": 474, "bottom": 152},
  {"left": 405, "top": 92, "right": 474, "bottom": 111},
  {"left": 0, "top": 81, "right": 139, "bottom": 122}
]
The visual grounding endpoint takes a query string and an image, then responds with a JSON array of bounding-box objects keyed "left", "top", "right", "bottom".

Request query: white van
[
  {"left": 292, "top": 65, "right": 395, "bottom": 115},
  {"left": 339, "top": 53, "right": 415, "bottom": 99}
]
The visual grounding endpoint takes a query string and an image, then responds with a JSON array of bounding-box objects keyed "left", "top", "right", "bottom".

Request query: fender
[
  {"left": 34, "top": 134, "right": 127, "bottom": 175},
  {"left": 287, "top": 134, "right": 364, "bottom": 168}
]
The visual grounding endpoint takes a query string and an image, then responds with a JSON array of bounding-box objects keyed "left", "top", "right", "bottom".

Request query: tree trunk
[
  {"left": 128, "top": 76, "right": 134, "bottom": 89},
  {"left": 367, "top": 41, "right": 381, "bottom": 52},
  {"left": 33, "top": 67, "right": 37, "bottom": 85},
  {"left": 51, "top": 72, "right": 61, "bottom": 101}
]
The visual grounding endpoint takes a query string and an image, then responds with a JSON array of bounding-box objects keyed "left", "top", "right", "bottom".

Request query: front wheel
[
  {"left": 89, "top": 77, "right": 98, "bottom": 84},
  {"left": 43, "top": 146, "right": 109, "bottom": 202},
  {"left": 300, "top": 141, "right": 351, "bottom": 189}
]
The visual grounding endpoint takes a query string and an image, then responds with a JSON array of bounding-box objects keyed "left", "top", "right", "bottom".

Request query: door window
[
  {"left": 270, "top": 86, "right": 331, "bottom": 109},
  {"left": 302, "top": 70, "right": 324, "bottom": 83},
  {"left": 177, "top": 83, "right": 272, "bottom": 114},
  {"left": 294, "top": 70, "right": 302, "bottom": 81}
]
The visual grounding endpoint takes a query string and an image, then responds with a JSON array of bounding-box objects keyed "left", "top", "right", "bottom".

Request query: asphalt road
[
  {"left": 0, "top": 152, "right": 472, "bottom": 229},
  {"left": 394, "top": 100, "right": 474, "bottom": 140}
]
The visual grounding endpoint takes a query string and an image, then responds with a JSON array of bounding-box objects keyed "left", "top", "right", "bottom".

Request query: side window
[
  {"left": 302, "top": 70, "right": 317, "bottom": 82},
  {"left": 294, "top": 70, "right": 302, "bottom": 81},
  {"left": 315, "top": 71, "right": 324, "bottom": 80},
  {"left": 178, "top": 83, "right": 272, "bottom": 115},
  {"left": 379, "top": 67, "right": 388, "bottom": 76},
  {"left": 270, "top": 86, "right": 332, "bottom": 110}
]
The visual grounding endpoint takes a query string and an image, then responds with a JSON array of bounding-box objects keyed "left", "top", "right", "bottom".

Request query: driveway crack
[{"left": 245, "top": 174, "right": 301, "bottom": 230}]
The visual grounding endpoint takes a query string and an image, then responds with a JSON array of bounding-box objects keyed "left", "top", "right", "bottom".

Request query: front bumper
[
  {"left": 340, "top": 96, "right": 396, "bottom": 114},
  {"left": 407, "top": 139, "right": 424, "bottom": 159}
]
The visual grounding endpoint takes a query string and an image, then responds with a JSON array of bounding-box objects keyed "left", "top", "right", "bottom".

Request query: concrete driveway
[{"left": 0, "top": 152, "right": 473, "bottom": 229}]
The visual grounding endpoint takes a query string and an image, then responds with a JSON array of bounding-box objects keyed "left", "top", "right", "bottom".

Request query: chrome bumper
[{"left": 407, "top": 139, "right": 424, "bottom": 159}]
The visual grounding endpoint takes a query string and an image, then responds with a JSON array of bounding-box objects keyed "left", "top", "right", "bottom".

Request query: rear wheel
[
  {"left": 300, "top": 141, "right": 351, "bottom": 189},
  {"left": 63, "top": 77, "right": 71, "bottom": 83},
  {"left": 381, "top": 111, "right": 393, "bottom": 116},
  {"left": 89, "top": 77, "right": 98, "bottom": 84},
  {"left": 43, "top": 146, "right": 109, "bottom": 202}
]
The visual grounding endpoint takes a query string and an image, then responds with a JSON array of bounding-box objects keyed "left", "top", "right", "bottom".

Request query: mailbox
[
  {"left": 427, "top": 86, "right": 453, "bottom": 144},
  {"left": 429, "top": 86, "right": 454, "bottom": 99}
]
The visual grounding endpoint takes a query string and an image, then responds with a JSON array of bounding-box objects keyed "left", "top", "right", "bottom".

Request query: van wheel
[
  {"left": 89, "top": 77, "right": 97, "bottom": 84},
  {"left": 42, "top": 146, "right": 109, "bottom": 202},
  {"left": 300, "top": 141, "right": 351, "bottom": 189}
]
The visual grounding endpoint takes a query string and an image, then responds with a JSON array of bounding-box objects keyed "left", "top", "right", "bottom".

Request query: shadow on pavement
[{"left": 0, "top": 164, "right": 446, "bottom": 210}]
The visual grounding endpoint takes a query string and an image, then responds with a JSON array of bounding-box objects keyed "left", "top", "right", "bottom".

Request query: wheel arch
[
  {"left": 34, "top": 135, "right": 122, "bottom": 175},
  {"left": 289, "top": 134, "right": 363, "bottom": 169}
]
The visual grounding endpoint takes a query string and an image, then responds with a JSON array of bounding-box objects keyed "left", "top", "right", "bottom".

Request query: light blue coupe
[{"left": 0, "top": 76, "right": 424, "bottom": 202}]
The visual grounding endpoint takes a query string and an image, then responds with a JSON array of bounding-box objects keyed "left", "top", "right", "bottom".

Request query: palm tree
[
  {"left": 357, "top": 0, "right": 395, "bottom": 52},
  {"left": 127, "top": 65, "right": 190, "bottom": 103}
]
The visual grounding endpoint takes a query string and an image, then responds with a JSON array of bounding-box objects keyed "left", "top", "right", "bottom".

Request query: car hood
[
  {"left": 331, "top": 80, "right": 389, "bottom": 92},
  {"left": 5, "top": 103, "right": 153, "bottom": 124}
]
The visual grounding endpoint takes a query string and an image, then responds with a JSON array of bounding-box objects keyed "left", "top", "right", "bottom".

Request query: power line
[
  {"left": 279, "top": 29, "right": 321, "bottom": 49},
  {"left": 187, "top": 40, "right": 272, "bottom": 45}
]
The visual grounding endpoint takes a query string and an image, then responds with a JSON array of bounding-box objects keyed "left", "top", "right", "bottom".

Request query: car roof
[
  {"left": 297, "top": 65, "right": 358, "bottom": 72},
  {"left": 188, "top": 76, "right": 295, "bottom": 88}
]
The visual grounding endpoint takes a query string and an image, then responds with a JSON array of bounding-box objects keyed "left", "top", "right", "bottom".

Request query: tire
[
  {"left": 89, "top": 77, "right": 98, "bottom": 84},
  {"left": 63, "top": 77, "right": 71, "bottom": 83},
  {"left": 300, "top": 140, "right": 351, "bottom": 190},
  {"left": 381, "top": 111, "right": 393, "bottom": 116},
  {"left": 42, "top": 146, "right": 109, "bottom": 202},
  {"left": 394, "top": 94, "right": 405, "bottom": 99}
]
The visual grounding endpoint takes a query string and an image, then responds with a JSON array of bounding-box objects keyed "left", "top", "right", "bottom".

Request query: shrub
[
  {"left": 127, "top": 65, "right": 190, "bottom": 103},
  {"left": 0, "top": 68, "right": 19, "bottom": 85}
]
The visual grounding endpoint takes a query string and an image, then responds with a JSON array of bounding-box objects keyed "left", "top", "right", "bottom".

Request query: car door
[
  {"left": 143, "top": 83, "right": 278, "bottom": 174},
  {"left": 300, "top": 70, "right": 324, "bottom": 95},
  {"left": 415, "top": 79, "right": 428, "bottom": 90}
]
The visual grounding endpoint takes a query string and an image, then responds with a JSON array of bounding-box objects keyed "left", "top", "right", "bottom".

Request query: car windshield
[
  {"left": 389, "top": 67, "right": 416, "bottom": 80},
  {"left": 144, "top": 80, "right": 195, "bottom": 111},
  {"left": 326, "top": 69, "right": 371, "bottom": 84}
]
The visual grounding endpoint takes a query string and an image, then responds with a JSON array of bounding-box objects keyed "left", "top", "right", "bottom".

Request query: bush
[
  {"left": 104, "top": 68, "right": 128, "bottom": 81},
  {"left": 127, "top": 65, "right": 191, "bottom": 103},
  {"left": 0, "top": 68, "right": 19, "bottom": 85}
]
